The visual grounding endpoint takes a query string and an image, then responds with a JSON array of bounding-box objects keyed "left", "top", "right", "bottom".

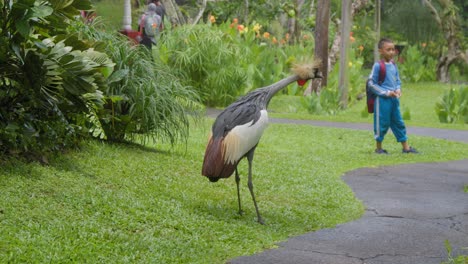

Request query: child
[{"left": 368, "top": 38, "right": 418, "bottom": 154}]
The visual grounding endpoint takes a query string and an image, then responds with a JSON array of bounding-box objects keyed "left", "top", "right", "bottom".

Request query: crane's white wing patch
[{"left": 223, "top": 110, "right": 269, "bottom": 164}]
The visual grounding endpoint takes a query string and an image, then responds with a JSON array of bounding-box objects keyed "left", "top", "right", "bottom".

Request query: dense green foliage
[
  {"left": 0, "top": 0, "right": 112, "bottom": 157},
  {"left": 0, "top": 0, "right": 204, "bottom": 159}
]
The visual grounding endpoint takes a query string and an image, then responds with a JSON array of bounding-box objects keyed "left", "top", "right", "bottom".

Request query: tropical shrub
[
  {"left": 158, "top": 18, "right": 317, "bottom": 107},
  {"left": 158, "top": 23, "right": 249, "bottom": 107},
  {"left": 73, "top": 21, "right": 201, "bottom": 144},
  {"left": 398, "top": 44, "right": 437, "bottom": 83},
  {"left": 0, "top": 0, "right": 112, "bottom": 158},
  {"left": 435, "top": 86, "right": 467, "bottom": 124}
]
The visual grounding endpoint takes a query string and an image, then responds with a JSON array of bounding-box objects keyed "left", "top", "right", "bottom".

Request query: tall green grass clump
[
  {"left": 73, "top": 20, "right": 201, "bottom": 144},
  {"left": 158, "top": 23, "right": 249, "bottom": 107},
  {"left": 158, "top": 19, "right": 317, "bottom": 107}
]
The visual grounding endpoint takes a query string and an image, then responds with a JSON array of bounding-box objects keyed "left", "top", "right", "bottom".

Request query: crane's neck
[{"left": 264, "top": 75, "right": 301, "bottom": 105}]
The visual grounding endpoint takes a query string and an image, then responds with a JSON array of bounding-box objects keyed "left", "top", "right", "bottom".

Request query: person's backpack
[
  {"left": 142, "top": 13, "right": 159, "bottom": 37},
  {"left": 366, "top": 60, "right": 387, "bottom": 113}
]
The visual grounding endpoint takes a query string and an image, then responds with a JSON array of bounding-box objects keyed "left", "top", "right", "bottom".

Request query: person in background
[
  {"left": 138, "top": 3, "right": 162, "bottom": 50},
  {"left": 149, "top": 0, "right": 166, "bottom": 31}
]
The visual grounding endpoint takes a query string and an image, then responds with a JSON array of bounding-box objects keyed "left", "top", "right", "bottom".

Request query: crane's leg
[
  {"left": 246, "top": 148, "right": 265, "bottom": 225},
  {"left": 235, "top": 168, "right": 244, "bottom": 215}
]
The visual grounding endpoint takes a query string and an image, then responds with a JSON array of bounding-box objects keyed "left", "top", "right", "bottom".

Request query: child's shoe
[
  {"left": 375, "top": 149, "right": 388, "bottom": 154},
  {"left": 402, "top": 147, "right": 418, "bottom": 154}
]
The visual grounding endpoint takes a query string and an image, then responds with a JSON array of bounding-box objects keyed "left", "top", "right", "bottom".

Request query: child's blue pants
[{"left": 373, "top": 96, "right": 407, "bottom": 142}]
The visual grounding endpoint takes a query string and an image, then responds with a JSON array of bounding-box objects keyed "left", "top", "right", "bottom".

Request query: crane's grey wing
[{"left": 212, "top": 103, "right": 262, "bottom": 137}]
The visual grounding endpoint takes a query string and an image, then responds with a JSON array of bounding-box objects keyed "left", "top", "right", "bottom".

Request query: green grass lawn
[
  {"left": 1, "top": 79, "right": 467, "bottom": 263},
  {"left": 1, "top": 117, "right": 467, "bottom": 263}
]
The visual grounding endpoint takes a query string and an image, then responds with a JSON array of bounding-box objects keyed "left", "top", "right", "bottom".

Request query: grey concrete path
[
  {"left": 205, "top": 109, "right": 468, "bottom": 264},
  {"left": 206, "top": 108, "right": 468, "bottom": 143},
  {"left": 230, "top": 160, "right": 468, "bottom": 264}
]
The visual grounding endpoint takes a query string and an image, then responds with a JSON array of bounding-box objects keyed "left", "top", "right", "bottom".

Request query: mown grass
[
  {"left": 1, "top": 117, "right": 467, "bottom": 263},
  {"left": 269, "top": 82, "right": 467, "bottom": 130}
]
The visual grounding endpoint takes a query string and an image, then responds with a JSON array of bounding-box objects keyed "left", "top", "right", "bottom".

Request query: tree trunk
[
  {"left": 309, "top": 0, "right": 330, "bottom": 94},
  {"left": 162, "top": 0, "right": 186, "bottom": 25},
  {"left": 122, "top": 0, "right": 132, "bottom": 31},
  {"left": 192, "top": 0, "right": 207, "bottom": 25},
  {"left": 422, "top": 0, "right": 467, "bottom": 83},
  {"left": 339, "top": 0, "right": 352, "bottom": 109},
  {"left": 373, "top": 0, "right": 381, "bottom": 62},
  {"left": 328, "top": 0, "right": 369, "bottom": 73}
]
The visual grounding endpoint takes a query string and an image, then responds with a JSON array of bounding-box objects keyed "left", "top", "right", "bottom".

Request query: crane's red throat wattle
[{"left": 297, "top": 79, "right": 307, "bottom": 86}]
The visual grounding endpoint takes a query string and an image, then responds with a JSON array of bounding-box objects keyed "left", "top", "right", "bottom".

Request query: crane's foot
[{"left": 257, "top": 217, "right": 265, "bottom": 225}]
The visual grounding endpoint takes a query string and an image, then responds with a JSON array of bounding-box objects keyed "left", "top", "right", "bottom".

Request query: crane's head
[{"left": 292, "top": 61, "right": 322, "bottom": 86}]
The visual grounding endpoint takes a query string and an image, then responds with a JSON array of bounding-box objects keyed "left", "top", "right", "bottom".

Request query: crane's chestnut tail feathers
[{"left": 202, "top": 136, "right": 237, "bottom": 181}]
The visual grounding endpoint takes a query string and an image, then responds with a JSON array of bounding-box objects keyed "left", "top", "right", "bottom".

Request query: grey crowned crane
[{"left": 201, "top": 63, "right": 322, "bottom": 224}]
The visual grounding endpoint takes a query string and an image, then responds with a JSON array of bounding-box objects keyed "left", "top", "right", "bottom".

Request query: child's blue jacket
[{"left": 368, "top": 61, "right": 401, "bottom": 97}]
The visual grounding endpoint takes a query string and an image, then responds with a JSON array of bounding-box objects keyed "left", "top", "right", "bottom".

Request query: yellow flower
[
  {"left": 238, "top": 25, "right": 248, "bottom": 34},
  {"left": 348, "top": 61, "right": 353, "bottom": 67},
  {"left": 358, "top": 45, "right": 364, "bottom": 51},
  {"left": 272, "top": 37, "right": 278, "bottom": 44},
  {"left": 421, "top": 42, "right": 427, "bottom": 48},
  {"left": 263, "top": 32, "right": 270, "bottom": 39},
  {"left": 253, "top": 23, "right": 262, "bottom": 34},
  {"left": 350, "top": 36, "right": 355, "bottom": 43}
]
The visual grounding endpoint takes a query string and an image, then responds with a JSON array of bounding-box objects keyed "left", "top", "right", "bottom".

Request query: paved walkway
[{"left": 205, "top": 109, "right": 468, "bottom": 264}]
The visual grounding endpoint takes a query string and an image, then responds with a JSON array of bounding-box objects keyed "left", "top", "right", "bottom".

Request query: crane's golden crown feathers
[{"left": 291, "top": 60, "right": 322, "bottom": 80}]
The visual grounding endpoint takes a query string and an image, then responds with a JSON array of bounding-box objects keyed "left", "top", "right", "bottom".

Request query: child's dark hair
[{"left": 378, "top": 38, "right": 393, "bottom": 49}]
